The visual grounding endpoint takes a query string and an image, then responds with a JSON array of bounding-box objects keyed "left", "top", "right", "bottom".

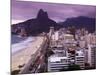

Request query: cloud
[
  {"left": 11, "top": 19, "right": 25, "bottom": 24},
  {"left": 11, "top": 0, "right": 96, "bottom": 23}
]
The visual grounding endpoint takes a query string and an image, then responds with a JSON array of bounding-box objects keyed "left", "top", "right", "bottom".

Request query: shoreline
[
  {"left": 11, "top": 36, "right": 44, "bottom": 71},
  {"left": 11, "top": 36, "right": 37, "bottom": 55}
]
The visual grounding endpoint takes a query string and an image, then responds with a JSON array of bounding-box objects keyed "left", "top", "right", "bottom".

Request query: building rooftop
[
  {"left": 76, "top": 50, "right": 84, "bottom": 56},
  {"left": 48, "top": 56, "right": 68, "bottom": 62}
]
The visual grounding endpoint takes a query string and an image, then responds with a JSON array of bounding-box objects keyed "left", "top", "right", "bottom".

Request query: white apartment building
[
  {"left": 48, "top": 45, "right": 69, "bottom": 72},
  {"left": 84, "top": 33, "right": 95, "bottom": 46},
  {"left": 87, "top": 44, "right": 96, "bottom": 68},
  {"left": 75, "top": 49, "right": 85, "bottom": 69},
  {"left": 79, "top": 40, "right": 86, "bottom": 48},
  {"left": 48, "top": 56, "right": 69, "bottom": 72},
  {"left": 49, "top": 27, "right": 54, "bottom": 39},
  {"left": 84, "top": 48, "right": 89, "bottom": 64},
  {"left": 91, "top": 33, "right": 96, "bottom": 45}
]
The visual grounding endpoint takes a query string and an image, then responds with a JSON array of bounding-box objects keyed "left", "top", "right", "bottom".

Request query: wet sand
[{"left": 11, "top": 36, "right": 44, "bottom": 71}]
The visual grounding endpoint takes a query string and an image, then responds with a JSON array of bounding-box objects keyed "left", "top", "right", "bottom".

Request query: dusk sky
[{"left": 12, "top": 0, "right": 96, "bottom": 24}]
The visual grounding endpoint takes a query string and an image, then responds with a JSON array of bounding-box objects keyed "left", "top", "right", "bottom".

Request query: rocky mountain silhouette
[
  {"left": 11, "top": 9, "right": 96, "bottom": 36},
  {"left": 11, "top": 9, "right": 60, "bottom": 36},
  {"left": 61, "top": 16, "right": 96, "bottom": 33}
]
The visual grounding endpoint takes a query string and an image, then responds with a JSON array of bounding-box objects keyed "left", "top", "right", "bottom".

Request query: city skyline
[
  {"left": 11, "top": 1, "right": 96, "bottom": 74},
  {"left": 12, "top": 0, "right": 96, "bottom": 24}
]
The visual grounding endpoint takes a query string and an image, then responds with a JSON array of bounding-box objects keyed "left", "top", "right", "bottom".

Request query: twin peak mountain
[
  {"left": 11, "top": 9, "right": 95, "bottom": 36},
  {"left": 12, "top": 9, "right": 60, "bottom": 36}
]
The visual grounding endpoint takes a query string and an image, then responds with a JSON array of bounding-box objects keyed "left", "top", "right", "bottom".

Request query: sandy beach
[{"left": 11, "top": 36, "right": 44, "bottom": 71}]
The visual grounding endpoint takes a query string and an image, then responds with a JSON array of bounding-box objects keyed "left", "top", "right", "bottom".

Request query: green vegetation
[
  {"left": 60, "top": 64, "right": 81, "bottom": 71},
  {"left": 68, "top": 64, "right": 81, "bottom": 70}
]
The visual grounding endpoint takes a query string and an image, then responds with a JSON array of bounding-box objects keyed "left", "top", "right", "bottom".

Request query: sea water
[{"left": 11, "top": 35, "right": 36, "bottom": 54}]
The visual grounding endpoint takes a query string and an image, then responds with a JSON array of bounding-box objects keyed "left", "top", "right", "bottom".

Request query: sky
[{"left": 11, "top": 0, "right": 96, "bottom": 24}]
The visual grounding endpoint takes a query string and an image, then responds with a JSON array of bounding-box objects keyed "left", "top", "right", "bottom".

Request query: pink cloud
[{"left": 11, "top": 0, "right": 96, "bottom": 22}]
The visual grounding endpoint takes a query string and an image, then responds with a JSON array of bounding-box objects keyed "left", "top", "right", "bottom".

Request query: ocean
[{"left": 11, "top": 35, "right": 36, "bottom": 54}]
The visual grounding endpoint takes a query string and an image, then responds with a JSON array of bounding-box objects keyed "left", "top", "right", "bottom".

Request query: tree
[
  {"left": 68, "top": 64, "right": 81, "bottom": 71},
  {"left": 60, "top": 64, "right": 81, "bottom": 71}
]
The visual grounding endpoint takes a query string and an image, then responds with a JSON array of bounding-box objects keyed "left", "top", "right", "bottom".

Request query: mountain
[
  {"left": 11, "top": 9, "right": 60, "bottom": 36},
  {"left": 11, "top": 9, "right": 96, "bottom": 36},
  {"left": 61, "top": 16, "right": 96, "bottom": 33}
]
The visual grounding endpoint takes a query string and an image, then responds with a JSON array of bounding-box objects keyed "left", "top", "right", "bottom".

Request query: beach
[{"left": 11, "top": 36, "right": 44, "bottom": 71}]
